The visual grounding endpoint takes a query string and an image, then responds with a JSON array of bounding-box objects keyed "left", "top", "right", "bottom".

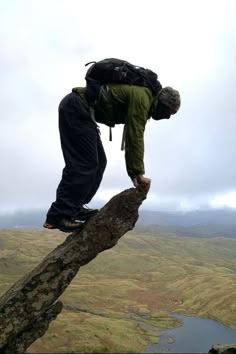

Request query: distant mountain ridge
[
  {"left": 136, "top": 209, "right": 236, "bottom": 238},
  {"left": 137, "top": 209, "right": 236, "bottom": 226},
  {"left": 137, "top": 224, "right": 236, "bottom": 238},
  {"left": 0, "top": 209, "right": 236, "bottom": 239}
]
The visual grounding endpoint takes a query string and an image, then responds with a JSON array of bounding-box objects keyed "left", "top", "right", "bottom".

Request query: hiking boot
[
  {"left": 75, "top": 205, "right": 98, "bottom": 221},
  {"left": 43, "top": 217, "right": 83, "bottom": 233}
]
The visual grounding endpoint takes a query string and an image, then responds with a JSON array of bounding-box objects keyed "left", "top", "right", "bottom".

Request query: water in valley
[{"left": 145, "top": 314, "right": 236, "bottom": 353}]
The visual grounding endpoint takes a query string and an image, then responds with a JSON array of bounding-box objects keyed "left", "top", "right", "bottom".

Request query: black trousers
[{"left": 47, "top": 92, "right": 107, "bottom": 220}]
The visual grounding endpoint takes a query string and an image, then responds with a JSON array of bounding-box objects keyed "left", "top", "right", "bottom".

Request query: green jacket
[{"left": 72, "top": 84, "right": 156, "bottom": 179}]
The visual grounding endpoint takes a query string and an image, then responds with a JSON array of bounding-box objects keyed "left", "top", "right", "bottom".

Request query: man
[{"left": 43, "top": 82, "right": 180, "bottom": 232}]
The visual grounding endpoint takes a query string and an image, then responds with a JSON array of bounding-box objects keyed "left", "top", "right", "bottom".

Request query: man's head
[{"left": 152, "top": 86, "right": 181, "bottom": 120}]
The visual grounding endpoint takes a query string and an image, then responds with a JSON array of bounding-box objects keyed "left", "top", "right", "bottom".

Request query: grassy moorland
[{"left": 0, "top": 227, "right": 235, "bottom": 353}]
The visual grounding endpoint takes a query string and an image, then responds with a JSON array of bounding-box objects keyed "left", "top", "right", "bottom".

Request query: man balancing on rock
[{"left": 43, "top": 58, "right": 181, "bottom": 232}]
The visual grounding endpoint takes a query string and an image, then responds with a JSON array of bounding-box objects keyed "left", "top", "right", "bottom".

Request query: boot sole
[{"left": 43, "top": 222, "right": 83, "bottom": 233}]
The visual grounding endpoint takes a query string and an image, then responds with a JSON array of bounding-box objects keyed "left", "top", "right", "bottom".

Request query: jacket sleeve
[{"left": 125, "top": 87, "right": 152, "bottom": 179}]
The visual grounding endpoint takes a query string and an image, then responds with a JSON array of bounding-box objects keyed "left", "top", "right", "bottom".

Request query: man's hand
[{"left": 132, "top": 175, "right": 151, "bottom": 190}]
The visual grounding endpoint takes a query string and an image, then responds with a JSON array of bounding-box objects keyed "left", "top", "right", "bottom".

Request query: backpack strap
[
  {"left": 121, "top": 125, "right": 127, "bottom": 151},
  {"left": 109, "top": 127, "right": 112, "bottom": 142},
  {"left": 89, "top": 107, "right": 97, "bottom": 124}
]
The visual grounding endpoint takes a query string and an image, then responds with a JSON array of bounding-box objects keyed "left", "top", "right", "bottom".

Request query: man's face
[{"left": 152, "top": 101, "right": 171, "bottom": 120}]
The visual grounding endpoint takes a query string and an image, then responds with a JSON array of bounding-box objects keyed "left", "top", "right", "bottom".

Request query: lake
[{"left": 145, "top": 314, "right": 236, "bottom": 353}]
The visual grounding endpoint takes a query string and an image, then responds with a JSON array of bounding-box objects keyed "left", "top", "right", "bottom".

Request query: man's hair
[{"left": 158, "top": 87, "right": 181, "bottom": 114}]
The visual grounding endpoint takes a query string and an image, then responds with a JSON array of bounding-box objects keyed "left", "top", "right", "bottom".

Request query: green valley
[{"left": 0, "top": 227, "right": 235, "bottom": 353}]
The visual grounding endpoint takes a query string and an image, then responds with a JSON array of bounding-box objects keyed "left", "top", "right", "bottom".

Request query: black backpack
[{"left": 85, "top": 58, "right": 162, "bottom": 104}]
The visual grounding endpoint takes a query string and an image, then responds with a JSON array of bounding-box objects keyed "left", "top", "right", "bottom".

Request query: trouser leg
[
  {"left": 84, "top": 131, "right": 107, "bottom": 204},
  {"left": 46, "top": 92, "right": 105, "bottom": 220}
]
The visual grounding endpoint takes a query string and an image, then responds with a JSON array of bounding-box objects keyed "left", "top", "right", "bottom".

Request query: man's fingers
[
  {"left": 133, "top": 177, "right": 152, "bottom": 190},
  {"left": 146, "top": 180, "right": 151, "bottom": 191},
  {"left": 133, "top": 178, "right": 138, "bottom": 187}
]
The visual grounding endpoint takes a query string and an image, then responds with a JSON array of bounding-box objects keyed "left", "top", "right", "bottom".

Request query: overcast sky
[{"left": 1, "top": 0, "right": 236, "bottom": 213}]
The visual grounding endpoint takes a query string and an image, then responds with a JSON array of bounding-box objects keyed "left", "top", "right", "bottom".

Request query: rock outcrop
[
  {"left": 0, "top": 186, "right": 148, "bottom": 353},
  {"left": 209, "top": 344, "right": 236, "bottom": 354}
]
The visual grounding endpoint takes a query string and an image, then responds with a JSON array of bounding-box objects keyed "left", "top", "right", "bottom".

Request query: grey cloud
[{"left": 1, "top": 0, "right": 236, "bottom": 212}]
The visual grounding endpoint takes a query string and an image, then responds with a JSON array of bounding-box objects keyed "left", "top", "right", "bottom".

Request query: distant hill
[
  {"left": 0, "top": 208, "right": 235, "bottom": 238},
  {"left": 137, "top": 224, "right": 236, "bottom": 239},
  {"left": 137, "top": 209, "right": 236, "bottom": 226},
  {"left": 137, "top": 209, "right": 236, "bottom": 238},
  {"left": 0, "top": 209, "right": 46, "bottom": 229}
]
